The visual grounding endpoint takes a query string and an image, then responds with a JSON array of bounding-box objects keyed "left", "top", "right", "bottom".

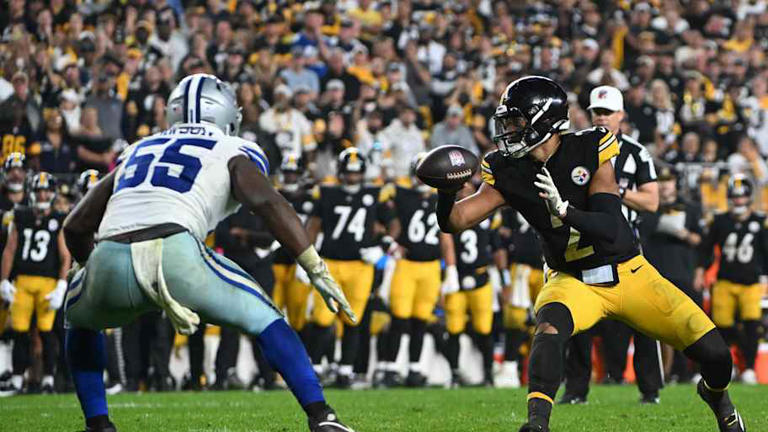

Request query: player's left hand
[
  {"left": 46, "top": 279, "right": 67, "bottom": 310},
  {"left": 534, "top": 168, "right": 569, "bottom": 218}
]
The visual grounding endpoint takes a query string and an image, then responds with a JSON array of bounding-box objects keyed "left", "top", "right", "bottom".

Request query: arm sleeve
[
  {"left": 561, "top": 193, "right": 622, "bottom": 242},
  {"left": 698, "top": 217, "right": 717, "bottom": 268},
  {"left": 635, "top": 147, "right": 658, "bottom": 185}
]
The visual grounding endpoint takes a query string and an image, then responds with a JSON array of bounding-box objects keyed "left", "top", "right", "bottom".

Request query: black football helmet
[
  {"left": 727, "top": 173, "right": 753, "bottom": 215},
  {"left": 280, "top": 152, "right": 305, "bottom": 192},
  {"left": 338, "top": 147, "right": 366, "bottom": 175},
  {"left": 77, "top": 169, "right": 101, "bottom": 197},
  {"left": 3, "top": 152, "right": 26, "bottom": 193},
  {"left": 30, "top": 172, "right": 56, "bottom": 211},
  {"left": 493, "top": 76, "right": 570, "bottom": 158}
]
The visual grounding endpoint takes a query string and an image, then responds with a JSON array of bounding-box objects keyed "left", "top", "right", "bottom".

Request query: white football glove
[
  {"left": 46, "top": 279, "right": 67, "bottom": 310},
  {"left": 297, "top": 247, "right": 357, "bottom": 323},
  {"left": 359, "top": 246, "right": 385, "bottom": 265},
  {"left": 441, "top": 265, "right": 460, "bottom": 295},
  {"left": 295, "top": 263, "right": 311, "bottom": 285},
  {"left": 0, "top": 279, "right": 16, "bottom": 304},
  {"left": 534, "top": 168, "right": 569, "bottom": 218}
]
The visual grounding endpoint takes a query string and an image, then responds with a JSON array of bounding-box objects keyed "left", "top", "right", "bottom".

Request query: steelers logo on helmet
[
  {"left": 571, "top": 166, "right": 591, "bottom": 186},
  {"left": 30, "top": 172, "right": 57, "bottom": 211},
  {"left": 493, "top": 76, "right": 570, "bottom": 158},
  {"left": 280, "top": 152, "right": 305, "bottom": 193},
  {"left": 338, "top": 147, "right": 366, "bottom": 194}
]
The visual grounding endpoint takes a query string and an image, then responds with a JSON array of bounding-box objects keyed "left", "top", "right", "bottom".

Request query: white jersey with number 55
[{"left": 97, "top": 123, "right": 269, "bottom": 241}]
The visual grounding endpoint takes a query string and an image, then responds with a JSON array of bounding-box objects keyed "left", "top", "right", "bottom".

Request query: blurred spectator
[
  {"left": 0, "top": 72, "right": 42, "bottom": 137},
  {"left": 38, "top": 109, "right": 74, "bottom": 174},
  {"left": 280, "top": 47, "right": 320, "bottom": 98},
  {"left": 259, "top": 85, "right": 316, "bottom": 158},
  {"left": 430, "top": 105, "right": 476, "bottom": 154},
  {"left": 728, "top": 135, "right": 768, "bottom": 184},
  {"left": 624, "top": 81, "right": 658, "bottom": 145},
  {"left": 380, "top": 104, "right": 424, "bottom": 182},
  {"left": 85, "top": 72, "right": 123, "bottom": 140}
]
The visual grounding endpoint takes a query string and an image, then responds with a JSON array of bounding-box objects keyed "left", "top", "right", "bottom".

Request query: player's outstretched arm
[
  {"left": 229, "top": 156, "right": 357, "bottom": 322},
  {"left": 63, "top": 170, "right": 117, "bottom": 263},
  {"left": 436, "top": 183, "right": 506, "bottom": 234}
]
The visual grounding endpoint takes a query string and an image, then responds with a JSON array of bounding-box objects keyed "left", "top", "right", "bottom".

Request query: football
[{"left": 416, "top": 145, "right": 480, "bottom": 190}]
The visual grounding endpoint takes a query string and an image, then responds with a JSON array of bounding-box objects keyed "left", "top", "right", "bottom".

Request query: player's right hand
[
  {"left": 308, "top": 261, "right": 357, "bottom": 324},
  {"left": 0, "top": 279, "right": 16, "bottom": 304}
]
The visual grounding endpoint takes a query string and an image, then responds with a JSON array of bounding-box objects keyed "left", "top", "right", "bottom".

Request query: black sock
[
  {"left": 385, "top": 318, "right": 408, "bottom": 362},
  {"left": 684, "top": 329, "right": 732, "bottom": 390},
  {"left": 528, "top": 333, "right": 567, "bottom": 400},
  {"left": 477, "top": 333, "right": 493, "bottom": 381},
  {"left": 340, "top": 325, "right": 361, "bottom": 367},
  {"left": 409, "top": 319, "right": 426, "bottom": 364},
  {"left": 528, "top": 397, "right": 553, "bottom": 428},
  {"left": 505, "top": 329, "right": 528, "bottom": 362},
  {"left": 446, "top": 333, "right": 460, "bottom": 371},
  {"left": 12, "top": 331, "right": 30, "bottom": 375},
  {"left": 40, "top": 331, "right": 58, "bottom": 376},
  {"left": 740, "top": 320, "right": 760, "bottom": 369},
  {"left": 303, "top": 401, "right": 330, "bottom": 419},
  {"left": 85, "top": 415, "right": 112, "bottom": 428},
  {"left": 306, "top": 324, "right": 332, "bottom": 365}
]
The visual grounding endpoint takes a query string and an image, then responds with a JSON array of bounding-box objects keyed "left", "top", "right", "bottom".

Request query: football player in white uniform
[{"left": 62, "top": 74, "right": 356, "bottom": 432}]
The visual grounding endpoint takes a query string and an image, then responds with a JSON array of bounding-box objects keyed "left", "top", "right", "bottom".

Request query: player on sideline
[
  {"left": 61, "top": 74, "right": 356, "bottom": 432},
  {"left": 432, "top": 76, "right": 745, "bottom": 432}
]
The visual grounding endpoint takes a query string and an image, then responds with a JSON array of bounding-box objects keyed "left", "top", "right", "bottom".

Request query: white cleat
[
  {"left": 740, "top": 369, "right": 758, "bottom": 385},
  {"left": 495, "top": 361, "right": 521, "bottom": 388}
]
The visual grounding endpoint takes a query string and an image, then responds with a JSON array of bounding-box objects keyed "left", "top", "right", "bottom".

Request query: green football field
[{"left": 2, "top": 384, "right": 767, "bottom": 431}]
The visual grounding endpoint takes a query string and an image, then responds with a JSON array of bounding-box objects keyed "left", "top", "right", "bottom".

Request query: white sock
[
  {"left": 338, "top": 365, "right": 353, "bottom": 377},
  {"left": 312, "top": 364, "right": 323, "bottom": 375},
  {"left": 409, "top": 362, "right": 420, "bottom": 373},
  {"left": 386, "top": 362, "right": 399, "bottom": 372},
  {"left": 11, "top": 374, "right": 22, "bottom": 389}
]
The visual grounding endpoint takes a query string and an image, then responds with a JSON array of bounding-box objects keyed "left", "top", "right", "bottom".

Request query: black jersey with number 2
[{"left": 482, "top": 127, "right": 639, "bottom": 279}]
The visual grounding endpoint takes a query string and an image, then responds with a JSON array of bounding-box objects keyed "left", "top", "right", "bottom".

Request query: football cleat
[
  {"left": 518, "top": 422, "right": 549, "bottom": 432},
  {"left": 404, "top": 371, "right": 427, "bottom": 388},
  {"left": 83, "top": 424, "right": 117, "bottom": 432},
  {"left": 308, "top": 409, "right": 355, "bottom": 432},
  {"left": 449, "top": 371, "right": 467, "bottom": 389},
  {"left": 697, "top": 379, "right": 746, "bottom": 432},
  {"left": 557, "top": 393, "right": 587, "bottom": 405},
  {"left": 332, "top": 373, "right": 352, "bottom": 390},
  {"left": 0, "top": 376, "right": 22, "bottom": 397},
  {"left": 640, "top": 393, "right": 660, "bottom": 404},
  {"left": 740, "top": 369, "right": 757, "bottom": 385}
]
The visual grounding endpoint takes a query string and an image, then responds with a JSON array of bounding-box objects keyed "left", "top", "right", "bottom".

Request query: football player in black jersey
[
  {"left": 435, "top": 76, "right": 744, "bottom": 432},
  {"left": 305, "top": 147, "right": 400, "bottom": 387},
  {"left": 377, "top": 153, "right": 450, "bottom": 387},
  {"left": 0, "top": 173, "right": 71, "bottom": 395},
  {"left": 442, "top": 179, "right": 505, "bottom": 388},
  {"left": 272, "top": 153, "right": 315, "bottom": 333},
  {"left": 697, "top": 174, "right": 768, "bottom": 385},
  {"left": 76, "top": 169, "right": 101, "bottom": 202},
  {"left": 498, "top": 208, "right": 544, "bottom": 388}
]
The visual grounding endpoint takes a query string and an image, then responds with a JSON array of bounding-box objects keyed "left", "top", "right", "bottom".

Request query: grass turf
[{"left": 2, "top": 384, "right": 767, "bottom": 431}]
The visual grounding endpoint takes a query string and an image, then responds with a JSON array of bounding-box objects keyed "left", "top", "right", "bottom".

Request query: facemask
[
  {"left": 6, "top": 181, "right": 23, "bottom": 193},
  {"left": 282, "top": 183, "right": 299, "bottom": 193},
  {"left": 341, "top": 184, "right": 361, "bottom": 194}
]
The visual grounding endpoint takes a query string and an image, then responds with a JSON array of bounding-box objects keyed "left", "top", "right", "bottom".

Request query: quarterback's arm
[
  {"left": 622, "top": 181, "right": 659, "bottom": 212},
  {"left": 1, "top": 221, "right": 18, "bottom": 280},
  {"left": 437, "top": 183, "right": 506, "bottom": 234},
  {"left": 56, "top": 231, "right": 71, "bottom": 280},
  {"left": 63, "top": 170, "right": 117, "bottom": 263}
]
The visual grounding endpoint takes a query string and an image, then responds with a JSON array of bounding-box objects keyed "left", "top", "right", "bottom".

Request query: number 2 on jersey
[
  {"left": 551, "top": 215, "right": 594, "bottom": 262},
  {"left": 116, "top": 137, "right": 217, "bottom": 193}
]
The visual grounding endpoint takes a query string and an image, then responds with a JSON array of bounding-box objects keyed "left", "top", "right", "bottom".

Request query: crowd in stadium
[{"left": 0, "top": 0, "right": 767, "bottom": 397}]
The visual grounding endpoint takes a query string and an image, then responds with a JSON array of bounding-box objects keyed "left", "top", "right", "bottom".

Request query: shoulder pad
[
  {"left": 1, "top": 210, "right": 14, "bottom": 227},
  {"left": 481, "top": 151, "right": 499, "bottom": 186},
  {"left": 311, "top": 185, "right": 321, "bottom": 200},
  {"left": 490, "top": 210, "right": 503, "bottom": 230}
]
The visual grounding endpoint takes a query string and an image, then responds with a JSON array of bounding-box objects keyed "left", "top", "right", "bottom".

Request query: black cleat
[
  {"left": 518, "top": 423, "right": 549, "bottom": 432},
  {"left": 697, "top": 379, "right": 746, "bottom": 432},
  {"left": 405, "top": 371, "right": 427, "bottom": 388},
  {"left": 381, "top": 371, "right": 402, "bottom": 388},
  {"left": 332, "top": 373, "right": 352, "bottom": 389},
  {"left": 83, "top": 425, "right": 117, "bottom": 432},
  {"left": 308, "top": 408, "right": 355, "bottom": 432},
  {"left": 557, "top": 393, "right": 587, "bottom": 405},
  {"left": 640, "top": 393, "right": 660, "bottom": 404}
]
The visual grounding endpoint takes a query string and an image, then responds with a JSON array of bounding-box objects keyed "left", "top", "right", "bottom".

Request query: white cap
[{"left": 587, "top": 85, "right": 624, "bottom": 112}]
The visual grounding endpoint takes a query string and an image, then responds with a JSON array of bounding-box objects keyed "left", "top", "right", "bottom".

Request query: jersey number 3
[{"left": 115, "top": 138, "right": 217, "bottom": 193}]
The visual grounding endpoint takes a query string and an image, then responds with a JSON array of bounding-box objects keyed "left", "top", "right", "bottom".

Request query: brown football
[{"left": 416, "top": 145, "right": 479, "bottom": 190}]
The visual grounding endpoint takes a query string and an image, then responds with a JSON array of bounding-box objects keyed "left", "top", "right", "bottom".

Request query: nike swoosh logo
[{"left": 631, "top": 265, "right": 643, "bottom": 273}]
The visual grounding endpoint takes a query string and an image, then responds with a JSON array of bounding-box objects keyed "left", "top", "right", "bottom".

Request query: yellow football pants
[
  {"left": 504, "top": 264, "right": 545, "bottom": 330},
  {"left": 390, "top": 259, "right": 441, "bottom": 321},
  {"left": 445, "top": 283, "right": 493, "bottom": 335},
  {"left": 311, "top": 259, "right": 374, "bottom": 327},
  {"left": 10, "top": 275, "right": 58, "bottom": 332},
  {"left": 535, "top": 255, "right": 715, "bottom": 351},
  {"left": 272, "top": 263, "right": 312, "bottom": 330},
  {"left": 711, "top": 280, "right": 764, "bottom": 328}
]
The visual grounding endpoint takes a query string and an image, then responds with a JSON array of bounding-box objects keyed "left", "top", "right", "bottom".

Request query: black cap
[{"left": 657, "top": 166, "right": 677, "bottom": 181}]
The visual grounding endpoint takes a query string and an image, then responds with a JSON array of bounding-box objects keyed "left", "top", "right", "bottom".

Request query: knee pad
[
  {"left": 535, "top": 303, "right": 574, "bottom": 339},
  {"left": 685, "top": 329, "right": 732, "bottom": 367}
]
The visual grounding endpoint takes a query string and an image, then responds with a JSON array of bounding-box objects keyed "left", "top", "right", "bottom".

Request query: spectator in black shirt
[
  {"left": 625, "top": 82, "right": 658, "bottom": 145},
  {"left": 39, "top": 109, "right": 74, "bottom": 174}
]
